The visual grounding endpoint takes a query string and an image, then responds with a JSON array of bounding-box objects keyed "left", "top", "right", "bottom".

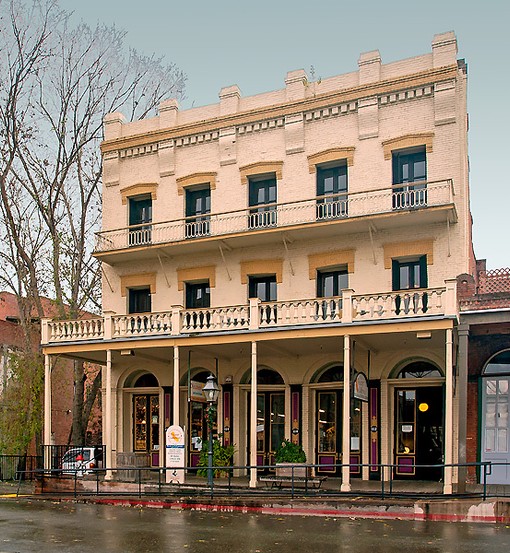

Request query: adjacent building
[
  {"left": 0, "top": 291, "right": 102, "bottom": 453},
  {"left": 41, "top": 32, "right": 478, "bottom": 491},
  {"left": 457, "top": 262, "right": 510, "bottom": 485}
]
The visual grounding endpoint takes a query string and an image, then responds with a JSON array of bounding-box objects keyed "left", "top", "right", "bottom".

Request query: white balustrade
[
  {"left": 180, "top": 305, "right": 250, "bottom": 333},
  {"left": 48, "top": 318, "right": 104, "bottom": 342},
  {"left": 259, "top": 297, "right": 343, "bottom": 328},
  {"left": 352, "top": 288, "right": 445, "bottom": 321},
  {"left": 44, "top": 287, "right": 450, "bottom": 344},
  {"left": 112, "top": 312, "right": 172, "bottom": 338}
]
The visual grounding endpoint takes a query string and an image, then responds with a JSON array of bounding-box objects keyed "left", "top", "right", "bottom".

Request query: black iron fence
[
  {"left": 17, "top": 460, "right": 510, "bottom": 500},
  {"left": 0, "top": 455, "right": 42, "bottom": 481}
]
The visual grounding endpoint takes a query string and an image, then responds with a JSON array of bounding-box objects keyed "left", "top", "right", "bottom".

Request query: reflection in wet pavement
[{"left": 0, "top": 501, "right": 509, "bottom": 552}]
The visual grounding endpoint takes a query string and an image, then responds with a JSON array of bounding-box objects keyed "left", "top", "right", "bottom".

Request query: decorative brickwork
[
  {"left": 176, "top": 172, "right": 217, "bottom": 195},
  {"left": 478, "top": 268, "right": 510, "bottom": 295},
  {"left": 177, "top": 265, "right": 216, "bottom": 290},
  {"left": 382, "top": 133, "right": 434, "bottom": 160},
  {"left": 459, "top": 267, "right": 510, "bottom": 311},
  {"left": 239, "top": 161, "right": 284, "bottom": 184},
  {"left": 383, "top": 240, "right": 434, "bottom": 269},
  {"left": 307, "top": 147, "right": 355, "bottom": 172},
  {"left": 120, "top": 183, "right": 158, "bottom": 204},
  {"left": 308, "top": 250, "right": 355, "bottom": 279},
  {"left": 240, "top": 259, "right": 283, "bottom": 284},
  {"left": 120, "top": 273, "right": 157, "bottom": 296}
]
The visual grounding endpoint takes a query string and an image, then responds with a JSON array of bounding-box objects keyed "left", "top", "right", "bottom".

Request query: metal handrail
[
  {"left": 94, "top": 179, "right": 455, "bottom": 252},
  {"left": 21, "top": 460, "right": 503, "bottom": 500}
]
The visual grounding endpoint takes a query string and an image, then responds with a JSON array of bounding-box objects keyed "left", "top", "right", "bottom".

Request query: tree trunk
[{"left": 71, "top": 360, "right": 86, "bottom": 445}]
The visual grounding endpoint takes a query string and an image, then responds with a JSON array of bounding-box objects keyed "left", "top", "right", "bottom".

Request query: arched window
[
  {"left": 317, "top": 365, "right": 344, "bottom": 383},
  {"left": 483, "top": 350, "right": 510, "bottom": 375},
  {"left": 397, "top": 361, "right": 442, "bottom": 379},
  {"left": 134, "top": 373, "right": 159, "bottom": 387},
  {"left": 240, "top": 367, "right": 284, "bottom": 385}
]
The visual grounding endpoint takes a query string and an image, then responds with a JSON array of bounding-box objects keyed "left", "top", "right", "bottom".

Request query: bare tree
[{"left": 0, "top": 0, "right": 186, "bottom": 449}]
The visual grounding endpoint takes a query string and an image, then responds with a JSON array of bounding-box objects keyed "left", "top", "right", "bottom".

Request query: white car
[{"left": 61, "top": 447, "right": 103, "bottom": 476}]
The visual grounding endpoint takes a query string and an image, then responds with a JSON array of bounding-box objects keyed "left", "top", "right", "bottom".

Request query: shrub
[
  {"left": 274, "top": 439, "right": 306, "bottom": 463},
  {"left": 197, "top": 437, "right": 235, "bottom": 478}
]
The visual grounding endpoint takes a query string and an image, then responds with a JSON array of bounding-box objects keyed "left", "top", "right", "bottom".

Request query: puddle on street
[{"left": 0, "top": 501, "right": 509, "bottom": 552}]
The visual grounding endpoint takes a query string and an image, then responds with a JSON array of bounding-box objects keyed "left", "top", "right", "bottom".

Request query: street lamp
[{"left": 202, "top": 373, "right": 220, "bottom": 489}]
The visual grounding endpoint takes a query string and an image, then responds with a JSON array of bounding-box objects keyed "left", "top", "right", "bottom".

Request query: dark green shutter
[
  {"left": 392, "top": 260, "right": 400, "bottom": 290},
  {"left": 419, "top": 255, "right": 428, "bottom": 288}
]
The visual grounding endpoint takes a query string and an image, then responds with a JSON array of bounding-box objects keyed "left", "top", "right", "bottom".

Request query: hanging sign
[
  {"left": 190, "top": 380, "right": 206, "bottom": 402},
  {"left": 165, "top": 425, "right": 185, "bottom": 484},
  {"left": 353, "top": 372, "right": 369, "bottom": 402}
]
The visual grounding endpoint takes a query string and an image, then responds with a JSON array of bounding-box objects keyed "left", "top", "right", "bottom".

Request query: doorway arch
[
  {"left": 242, "top": 366, "right": 286, "bottom": 471},
  {"left": 125, "top": 370, "right": 160, "bottom": 466}
]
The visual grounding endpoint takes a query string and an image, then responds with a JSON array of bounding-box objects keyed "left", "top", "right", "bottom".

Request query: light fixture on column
[{"left": 202, "top": 374, "right": 220, "bottom": 491}]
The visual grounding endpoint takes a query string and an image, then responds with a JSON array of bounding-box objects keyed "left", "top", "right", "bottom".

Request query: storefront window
[
  {"left": 351, "top": 399, "right": 361, "bottom": 452},
  {"left": 318, "top": 392, "right": 336, "bottom": 453},
  {"left": 396, "top": 390, "right": 416, "bottom": 454}
]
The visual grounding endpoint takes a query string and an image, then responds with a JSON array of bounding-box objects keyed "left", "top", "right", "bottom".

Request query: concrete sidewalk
[{"left": 2, "top": 477, "right": 510, "bottom": 523}]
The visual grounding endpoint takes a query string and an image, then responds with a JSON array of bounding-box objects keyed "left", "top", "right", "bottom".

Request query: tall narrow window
[
  {"left": 184, "top": 281, "right": 211, "bottom": 331},
  {"left": 185, "top": 281, "right": 211, "bottom": 309},
  {"left": 392, "top": 147, "right": 427, "bottom": 210},
  {"left": 129, "top": 195, "right": 152, "bottom": 246},
  {"left": 316, "top": 162, "right": 348, "bottom": 219},
  {"left": 249, "top": 275, "right": 277, "bottom": 325},
  {"left": 316, "top": 269, "right": 347, "bottom": 321},
  {"left": 185, "top": 186, "right": 211, "bottom": 238},
  {"left": 391, "top": 256, "right": 428, "bottom": 315},
  {"left": 248, "top": 174, "right": 277, "bottom": 229},
  {"left": 317, "top": 269, "right": 348, "bottom": 297},
  {"left": 248, "top": 275, "right": 277, "bottom": 302},
  {"left": 392, "top": 256, "right": 427, "bottom": 290},
  {"left": 128, "top": 287, "right": 151, "bottom": 314}
]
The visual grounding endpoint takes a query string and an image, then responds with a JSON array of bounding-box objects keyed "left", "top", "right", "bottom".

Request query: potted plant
[
  {"left": 274, "top": 439, "right": 309, "bottom": 477},
  {"left": 197, "top": 436, "right": 236, "bottom": 478}
]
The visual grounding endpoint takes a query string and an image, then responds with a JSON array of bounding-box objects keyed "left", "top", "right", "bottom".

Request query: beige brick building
[{"left": 42, "top": 32, "right": 473, "bottom": 491}]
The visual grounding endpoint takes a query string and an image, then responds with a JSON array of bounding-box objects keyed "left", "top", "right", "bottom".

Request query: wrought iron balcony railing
[{"left": 94, "top": 180, "right": 454, "bottom": 254}]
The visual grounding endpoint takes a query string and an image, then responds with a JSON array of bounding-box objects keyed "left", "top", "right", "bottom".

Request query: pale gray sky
[{"left": 61, "top": 0, "right": 509, "bottom": 269}]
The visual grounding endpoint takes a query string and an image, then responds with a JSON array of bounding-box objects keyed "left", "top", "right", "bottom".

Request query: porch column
[
  {"left": 173, "top": 345, "right": 180, "bottom": 426},
  {"left": 341, "top": 335, "right": 351, "bottom": 492},
  {"left": 249, "top": 341, "right": 258, "bottom": 488},
  {"left": 456, "top": 325, "right": 469, "bottom": 492},
  {"left": 105, "top": 350, "right": 113, "bottom": 480},
  {"left": 43, "top": 354, "right": 52, "bottom": 470},
  {"left": 443, "top": 328, "right": 454, "bottom": 494}
]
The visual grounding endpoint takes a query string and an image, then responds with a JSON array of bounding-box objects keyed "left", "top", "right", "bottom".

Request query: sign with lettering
[
  {"left": 353, "top": 372, "right": 369, "bottom": 402},
  {"left": 165, "top": 425, "right": 185, "bottom": 484},
  {"left": 190, "top": 380, "right": 206, "bottom": 402}
]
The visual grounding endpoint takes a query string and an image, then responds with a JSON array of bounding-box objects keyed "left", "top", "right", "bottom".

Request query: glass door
[
  {"left": 133, "top": 394, "right": 160, "bottom": 466},
  {"left": 254, "top": 392, "right": 285, "bottom": 471},
  {"left": 482, "top": 376, "right": 510, "bottom": 484},
  {"left": 316, "top": 391, "right": 362, "bottom": 475},
  {"left": 317, "top": 391, "right": 342, "bottom": 475},
  {"left": 189, "top": 401, "right": 206, "bottom": 468},
  {"left": 394, "top": 386, "right": 443, "bottom": 480}
]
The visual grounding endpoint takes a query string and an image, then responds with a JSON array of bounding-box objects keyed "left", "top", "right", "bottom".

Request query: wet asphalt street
[{"left": 0, "top": 500, "right": 509, "bottom": 553}]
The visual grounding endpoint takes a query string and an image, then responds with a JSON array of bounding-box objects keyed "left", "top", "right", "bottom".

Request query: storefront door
[
  {"left": 255, "top": 392, "right": 285, "bottom": 471},
  {"left": 133, "top": 394, "right": 160, "bottom": 466},
  {"left": 394, "top": 386, "right": 444, "bottom": 480},
  {"left": 316, "top": 390, "right": 342, "bottom": 475}
]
